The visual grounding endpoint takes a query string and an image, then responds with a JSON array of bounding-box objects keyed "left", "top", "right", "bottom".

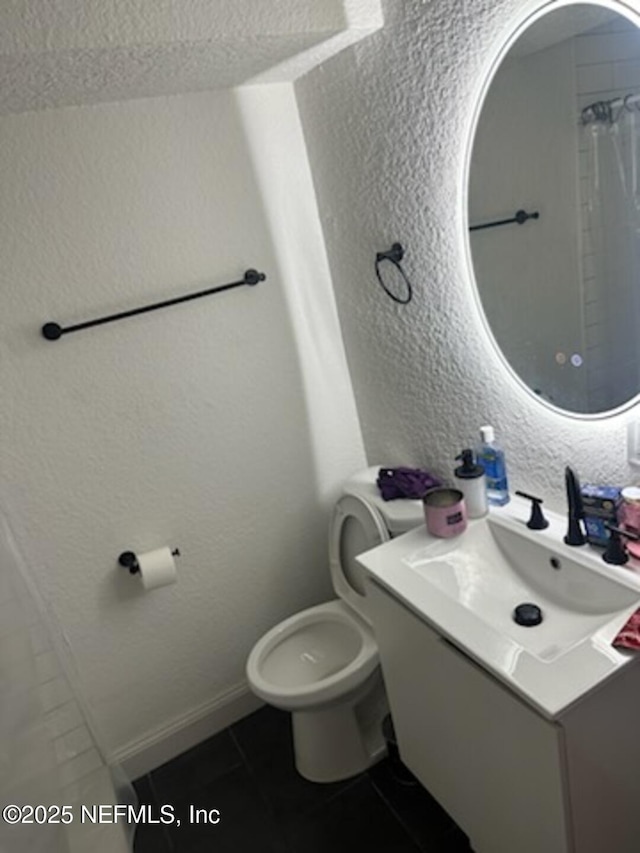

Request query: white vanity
[
  {"left": 358, "top": 498, "right": 640, "bottom": 853},
  {"left": 360, "top": 0, "right": 640, "bottom": 844}
]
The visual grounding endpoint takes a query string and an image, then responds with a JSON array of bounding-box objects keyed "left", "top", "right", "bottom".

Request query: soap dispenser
[{"left": 454, "top": 449, "right": 488, "bottom": 519}]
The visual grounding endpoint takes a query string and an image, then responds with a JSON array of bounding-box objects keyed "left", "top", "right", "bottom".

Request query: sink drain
[{"left": 513, "top": 603, "right": 543, "bottom": 627}]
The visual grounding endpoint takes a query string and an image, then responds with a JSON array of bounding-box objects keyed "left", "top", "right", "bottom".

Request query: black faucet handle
[
  {"left": 605, "top": 523, "right": 640, "bottom": 541},
  {"left": 515, "top": 491, "right": 549, "bottom": 530},
  {"left": 602, "top": 523, "right": 640, "bottom": 565}
]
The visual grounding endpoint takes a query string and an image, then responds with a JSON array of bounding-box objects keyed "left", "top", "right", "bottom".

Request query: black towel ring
[{"left": 375, "top": 243, "right": 413, "bottom": 304}]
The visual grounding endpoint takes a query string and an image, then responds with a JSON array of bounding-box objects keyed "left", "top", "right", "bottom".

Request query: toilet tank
[
  {"left": 330, "top": 467, "right": 426, "bottom": 624},
  {"left": 343, "top": 467, "right": 425, "bottom": 536}
]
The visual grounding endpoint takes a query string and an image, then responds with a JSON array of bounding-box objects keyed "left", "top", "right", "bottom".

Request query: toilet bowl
[{"left": 246, "top": 467, "right": 424, "bottom": 783}]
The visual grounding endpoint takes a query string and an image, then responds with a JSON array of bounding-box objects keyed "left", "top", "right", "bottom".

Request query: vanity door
[{"left": 366, "top": 579, "right": 571, "bottom": 853}]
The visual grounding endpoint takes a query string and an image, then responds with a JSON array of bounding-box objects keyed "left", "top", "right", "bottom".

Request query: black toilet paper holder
[{"left": 119, "top": 548, "right": 181, "bottom": 575}]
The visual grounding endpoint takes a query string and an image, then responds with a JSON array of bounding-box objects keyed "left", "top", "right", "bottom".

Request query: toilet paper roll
[{"left": 136, "top": 547, "right": 177, "bottom": 591}]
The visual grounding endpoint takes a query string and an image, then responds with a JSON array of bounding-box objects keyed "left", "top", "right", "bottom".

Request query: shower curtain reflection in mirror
[
  {"left": 0, "top": 513, "right": 136, "bottom": 853},
  {"left": 583, "top": 108, "right": 640, "bottom": 411}
]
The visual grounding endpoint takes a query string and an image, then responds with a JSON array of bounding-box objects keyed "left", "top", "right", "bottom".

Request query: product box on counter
[{"left": 580, "top": 484, "right": 621, "bottom": 547}]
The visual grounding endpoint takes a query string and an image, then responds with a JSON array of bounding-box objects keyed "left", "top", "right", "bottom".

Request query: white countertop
[{"left": 357, "top": 495, "right": 640, "bottom": 719}]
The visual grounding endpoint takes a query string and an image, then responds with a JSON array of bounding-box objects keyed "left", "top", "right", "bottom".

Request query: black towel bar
[
  {"left": 469, "top": 209, "right": 539, "bottom": 232},
  {"left": 42, "top": 268, "right": 266, "bottom": 341}
]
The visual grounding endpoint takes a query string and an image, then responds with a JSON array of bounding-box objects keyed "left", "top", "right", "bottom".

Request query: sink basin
[
  {"left": 357, "top": 496, "right": 640, "bottom": 718},
  {"left": 403, "top": 514, "right": 640, "bottom": 661}
]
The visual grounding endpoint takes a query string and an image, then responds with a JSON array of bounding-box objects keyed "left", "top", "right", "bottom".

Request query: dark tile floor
[{"left": 133, "top": 705, "right": 472, "bottom": 853}]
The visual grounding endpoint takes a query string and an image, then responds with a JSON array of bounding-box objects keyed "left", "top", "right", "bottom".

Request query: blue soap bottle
[{"left": 478, "top": 425, "right": 510, "bottom": 506}]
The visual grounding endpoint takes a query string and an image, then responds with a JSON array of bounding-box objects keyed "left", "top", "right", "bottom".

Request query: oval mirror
[{"left": 467, "top": 2, "right": 640, "bottom": 415}]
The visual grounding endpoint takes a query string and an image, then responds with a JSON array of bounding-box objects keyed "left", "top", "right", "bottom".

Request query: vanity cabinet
[{"left": 366, "top": 578, "right": 640, "bottom": 853}]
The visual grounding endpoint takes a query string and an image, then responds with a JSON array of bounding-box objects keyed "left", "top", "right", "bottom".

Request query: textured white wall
[
  {"left": 0, "top": 86, "right": 365, "bottom": 756},
  {"left": 295, "top": 0, "right": 640, "bottom": 513}
]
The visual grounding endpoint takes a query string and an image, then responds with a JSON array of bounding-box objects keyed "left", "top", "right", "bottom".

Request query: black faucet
[
  {"left": 515, "top": 490, "right": 549, "bottom": 529},
  {"left": 564, "top": 466, "right": 586, "bottom": 546},
  {"left": 602, "top": 523, "right": 640, "bottom": 565}
]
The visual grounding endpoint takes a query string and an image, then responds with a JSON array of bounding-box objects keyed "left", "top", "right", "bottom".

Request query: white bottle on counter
[{"left": 454, "top": 448, "right": 489, "bottom": 518}]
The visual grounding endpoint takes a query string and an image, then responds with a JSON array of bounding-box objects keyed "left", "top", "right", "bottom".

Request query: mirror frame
[{"left": 461, "top": 0, "right": 640, "bottom": 420}]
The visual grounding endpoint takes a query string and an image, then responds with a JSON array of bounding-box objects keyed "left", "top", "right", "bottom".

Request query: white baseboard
[{"left": 110, "top": 681, "right": 263, "bottom": 780}]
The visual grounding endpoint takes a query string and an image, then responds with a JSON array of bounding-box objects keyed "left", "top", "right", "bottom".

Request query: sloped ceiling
[{"left": 0, "top": 0, "right": 382, "bottom": 114}]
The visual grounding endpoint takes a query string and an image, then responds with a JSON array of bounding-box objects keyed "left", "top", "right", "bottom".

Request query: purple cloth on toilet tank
[{"left": 376, "top": 467, "right": 442, "bottom": 501}]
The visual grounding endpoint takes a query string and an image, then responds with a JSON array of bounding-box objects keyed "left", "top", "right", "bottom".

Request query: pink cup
[
  {"left": 620, "top": 489, "right": 640, "bottom": 534},
  {"left": 620, "top": 502, "right": 640, "bottom": 534},
  {"left": 423, "top": 488, "right": 468, "bottom": 538},
  {"left": 619, "top": 488, "right": 640, "bottom": 558}
]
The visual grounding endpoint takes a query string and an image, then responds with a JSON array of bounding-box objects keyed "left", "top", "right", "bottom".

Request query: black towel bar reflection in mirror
[
  {"left": 469, "top": 209, "right": 540, "bottom": 232},
  {"left": 41, "top": 268, "right": 266, "bottom": 341}
]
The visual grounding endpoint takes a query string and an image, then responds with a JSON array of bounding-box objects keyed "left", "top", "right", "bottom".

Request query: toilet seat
[
  {"left": 329, "top": 494, "right": 390, "bottom": 623},
  {"left": 245, "top": 469, "right": 411, "bottom": 782},
  {"left": 246, "top": 600, "right": 378, "bottom": 711}
]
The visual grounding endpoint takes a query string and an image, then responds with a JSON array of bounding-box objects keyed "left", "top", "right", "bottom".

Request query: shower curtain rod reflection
[{"left": 581, "top": 92, "right": 640, "bottom": 125}]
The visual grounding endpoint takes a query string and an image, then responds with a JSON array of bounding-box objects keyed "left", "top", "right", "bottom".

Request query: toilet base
[{"left": 291, "top": 671, "right": 388, "bottom": 783}]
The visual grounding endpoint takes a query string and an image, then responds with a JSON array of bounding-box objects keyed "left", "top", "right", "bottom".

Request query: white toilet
[{"left": 246, "top": 467, "right": 424, "bottom": 783}]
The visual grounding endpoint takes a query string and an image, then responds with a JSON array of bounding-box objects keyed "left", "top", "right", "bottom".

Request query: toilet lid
[{"left": 329, "top": 494, "right": 389, "bottom": 623}]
